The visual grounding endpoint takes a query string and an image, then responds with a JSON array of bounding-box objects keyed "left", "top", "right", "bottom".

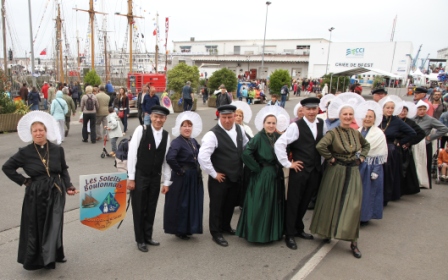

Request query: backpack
[
  {"left": 86, "top": 94, "right": 94, "bottom": 110},
  {"left": 116, "top": 138, "right": 130, "bottom": 161}
]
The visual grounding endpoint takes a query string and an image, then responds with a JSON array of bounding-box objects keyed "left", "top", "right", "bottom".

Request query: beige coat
[
  {"left": 95, "top": 91, "right": 111, "bottom": 117},
  {"left": 81, "top": 93, "right": 99, "bottom": 114},
  {"left": 47, "top": 86, "right": 56, "bottom": 104}
]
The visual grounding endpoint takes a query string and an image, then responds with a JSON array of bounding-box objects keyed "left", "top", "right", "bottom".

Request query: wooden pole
[
  {"left": 73, "top": 0, "right": 107, "bottom": 71},
  {"left": 1, "top": 0, "right": 7, "bottom": 77},
  {"left": 56, "top": 4, "right": 64, "bottom": 83},
  {"left": 115, "top": 0, "right": 144, "bottom": 74}
]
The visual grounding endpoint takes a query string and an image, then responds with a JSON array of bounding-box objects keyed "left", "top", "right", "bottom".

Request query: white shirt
[
  {"left": 127, "top": 124, "right": 172, "bottom": 186},
  {"left": 275, "top": 117, "right": 327, "bottom": 168},
  {"left": 198, "top": 122, "right": 249, "bottom": 179}
]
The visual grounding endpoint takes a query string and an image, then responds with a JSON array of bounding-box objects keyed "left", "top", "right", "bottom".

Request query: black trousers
[
  {"left": 131, "top": 171, "right": 161, "bottom": 243},
  {"left": 426, "top": 143, "right": 433, "bottom": 189},
  {"left": 82, "top": 113, "right": 96, "bottom": 142},
  {"left": 285, "top": 168, "right": 320, "bottom": 237},
  {"left": 65, "top": 116, "right": 71, "bottom": 134},
  {"left": 138, "top": 108, "right": 143, "bottom": 125},
  {"left": 208, "top": 176, "right": 240, "bottom": 237}
]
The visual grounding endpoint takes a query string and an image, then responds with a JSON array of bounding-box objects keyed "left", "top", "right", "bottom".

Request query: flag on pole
[{"left": 40, "top": 48, "right": 47, "bottom": 56}]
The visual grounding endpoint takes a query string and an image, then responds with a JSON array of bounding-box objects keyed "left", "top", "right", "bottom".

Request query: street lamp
[
  {"left": 247, "top": 55, "right": 250, "bottom": 79},
  {"left": 260, "top": 1, "right": 271, "bottom": 80},
  {"left": 325, "top": 27, "right": 335, "bottom": 75}
]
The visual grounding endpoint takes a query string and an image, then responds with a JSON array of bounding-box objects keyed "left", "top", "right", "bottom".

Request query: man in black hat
[
  {"left": 275, "top": 97, "right": 327, "bottom": 250},
  {"left": 372, "top": 87, "right": 388, "bottom": 103},
  {"left": 414, "top": 87, "right": 434, "bottom": 117},
  {"left": 198, "top": 105, "right": 249, "bottom": 247},
  {"left": 127, "top": 105, "right": 171, "bottom": 252}
]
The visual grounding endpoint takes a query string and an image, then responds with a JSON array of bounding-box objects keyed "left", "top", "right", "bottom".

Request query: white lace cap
[
  {"left": 415, "top": 100, "right": 429, "bottom": 111},
  {"left": 379, "top": 95, "right": 403, "bottom": 116},
  {"left": 293, "top": 102, "right": 302, "bottom": 118},
  {"left": 328, "top": 92, "right": 365, "bottom": 119},
  {"left": 319, "top": 94, "right": 335, "bottom": 112},
  {"left": 355, "top": 101, "right": 383, "bottom": 128},
  {"left": 171, "top": 111, "right": 203, "bottom": 138},
  {"left": 17, "top": 111, "right": 62, "bottom": 144},
  {"left": 254, "top": 106, "right": 290, "bottom": 132},
  {"left": 402, "top": 101, "right": 417, "bottom": 119},
  {"left": 231, "top": 100, "right": 253, "bottom": 124}
]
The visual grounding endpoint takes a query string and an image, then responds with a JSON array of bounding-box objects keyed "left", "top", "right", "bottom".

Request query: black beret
[
  {"left": 300, "top": 97, "right": 320, "bottom": 108},
  {"left": 414, "top": 87, "right": 428, "bottom": 94},
  {"left": 151, "top": 105, "right": 170, "bottom": 116},
  {"left": 217, "top": 105, "right": 237, "bottom": 114},
  {"left": 371, "top": 88, "right": 388, "bottom": 95}
]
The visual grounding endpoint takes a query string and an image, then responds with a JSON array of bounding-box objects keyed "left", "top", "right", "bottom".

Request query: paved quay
[{"left": 1, "top": 91, "right": 447, "bottom": 279}]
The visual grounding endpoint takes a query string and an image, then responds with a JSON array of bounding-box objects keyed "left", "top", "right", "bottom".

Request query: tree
[
  {"left": 166, "top": 63, "right": 200, "bottom": 97},
  {"left": 372, "top": 76, "right": 384, "bottom": 89},
  {"left": 269, "top": 69, "right": 291, "bottom": 94},
  {"left": 320, "top": 73, "right": 350, "bottom": 94},
  {"left": 208, "top": 68, "right": 237, "bottom": 93},
  {"left": 83, "top": 69, "right": 102, "bottom": 87}
]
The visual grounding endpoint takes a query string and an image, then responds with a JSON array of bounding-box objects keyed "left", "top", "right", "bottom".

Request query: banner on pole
[{"left": 79, "top": 172, "right": 127, "bottom": 231}]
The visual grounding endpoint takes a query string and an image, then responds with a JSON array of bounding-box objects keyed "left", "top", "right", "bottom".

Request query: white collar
[
  {"left": 151, "top": 125, "right": 163, "bottom": 134},
  {"left": 303, "top": 116, "right": 319, "bottom": 126},
  {"left": 218, "top": 120, "right": 235, "bottom": 132}
]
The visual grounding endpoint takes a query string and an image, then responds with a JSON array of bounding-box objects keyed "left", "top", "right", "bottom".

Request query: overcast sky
[{"left": 4, "top": 0, "right": 447, "bottom": 63}]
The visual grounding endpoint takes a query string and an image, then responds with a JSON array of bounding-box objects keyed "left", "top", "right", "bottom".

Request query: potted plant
[
  {"left": 0, "top": 95, "right": 30, "bottom": 132},
  {"left": 171, "top": 92, "right": 197, "bottom": 113}
]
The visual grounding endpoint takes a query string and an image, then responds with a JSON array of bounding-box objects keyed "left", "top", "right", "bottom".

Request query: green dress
[
  {"left": 236, "top": 130, "right": 285, "bottom": 243},
  {"left": 310, "top": 127, "right": 370, "bottom": 242}
]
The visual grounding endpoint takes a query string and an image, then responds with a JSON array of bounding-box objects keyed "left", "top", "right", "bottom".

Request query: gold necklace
[
  {"left": 34, "top": 142, "right": 50, "bottom": 175},
  {"left": 381, "top": 116, "right": 392, "bottom": 132},
  {"left": 181, "top": 136, "right": 197, "bottom": 161}
]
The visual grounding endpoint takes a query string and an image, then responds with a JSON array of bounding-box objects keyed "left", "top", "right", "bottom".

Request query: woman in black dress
[
  {"left": 379, "top": 97, "right": 416, "bottom": 204},
  {"left": 162, "top": 112, "right": 204, "bottom": 240},
  {"left": 397, "top": 101, "right": 426, "bottom": 195},
  {"left": 113, "top": 87, "right": 130, "bottom": 134},
  {"left": 2, "top": 111, "right": 76, "bottom": 270}
]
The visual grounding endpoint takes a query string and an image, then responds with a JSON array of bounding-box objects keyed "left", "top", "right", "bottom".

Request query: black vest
[
  {"left": 136, "top": 127, "right": 168, "bottom": 177},
  {"left": 210, "top": 124, "right": 244, "bottom": 182},
  {"left": 289, "top": 118, "right": 324, "bottom": 172}
]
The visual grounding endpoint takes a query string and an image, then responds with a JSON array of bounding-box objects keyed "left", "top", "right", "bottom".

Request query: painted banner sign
[{"left": 79, "top": 172, "right": 127, "bottom": 231}]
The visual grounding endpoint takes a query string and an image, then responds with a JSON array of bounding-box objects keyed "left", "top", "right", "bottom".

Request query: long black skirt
[
  {"left": 163, "top": 169, "right": 204, "bottom": 235},
  {"left": 384, "top": 143, "right": 402, "bottom": 204},
  {"left": 400, "top": 147, "right": 420, "bottom": 195},
  {"left": 19, "top": 176, "right": 66, "bottom": 270}
]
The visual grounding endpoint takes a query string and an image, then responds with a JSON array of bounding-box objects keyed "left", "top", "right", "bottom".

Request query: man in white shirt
[
  {"left": 275, "top": 97, "right": 327, "bottom": 250},
  {"left": 198, "top": 105, "right": 249, "bottom": 247},
  {"left": 127, "top": 105, "right": 171, "bottom": 252}
]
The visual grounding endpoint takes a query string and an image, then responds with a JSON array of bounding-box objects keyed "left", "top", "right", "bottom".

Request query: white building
[
  {"left": 172, "top": 38, "right": 325, "bottom": 79},
  {"left": 172, "top": 38, "right": 414, "bottom": 81}
]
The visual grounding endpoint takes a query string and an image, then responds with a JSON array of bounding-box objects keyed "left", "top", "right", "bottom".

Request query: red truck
[{"left": 127, "top": 73, "right": 167, "bottom": 116}]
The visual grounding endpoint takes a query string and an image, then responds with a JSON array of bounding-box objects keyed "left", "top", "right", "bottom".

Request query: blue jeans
[
  {"left": 144, "top": 114, "right": 151, "bottom": 125},
  {"left": 183, "top": 99, "right": 193, "bottom": 111},
  {"left": 280, "top": 94, "right": 287, "bottom": 108},
  {"left": 31, "top": 104, "right": 39, "bottom": 111},
  {"left": 42, "top": 98, "right": 48, "bottom": 110}
]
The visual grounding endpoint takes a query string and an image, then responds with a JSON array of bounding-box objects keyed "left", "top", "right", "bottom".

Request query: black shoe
[
  {"left": 223, "top": 228, "right": 236, "bottom": 235},
  {"left": 145, "top": 239, "right": 160, "bottom": 246},
  {"left": 91, "top": 141, "right": 96, "bottom": 144},
  {"left": 350, "top": 243, "right": 362, "bottom": 258},
  {"left": 82, "top": 139, "right": 88, "bottom": 143},
  {"left": 56, "top": 258, "right": 67, "bottom": 263},
  {"left": 65, "top": 131, "right": 68, "bottom": 137},
  {"left": 360, "top": 221, "right": 369, "bottom": 226},
  {"left": 323, "top": 238, "right": 331, "bottom": 244},
  {"left": 176, "top": 234, "right": 190, "bottom": 240},
  {"left": 137, "top": 243, "right": 148, "bottom": 252},
  {"left": 295, "top": 231, "right": 314, "bottom": 240},
  {"left": 285, "top": 237, "right": 297, "bottom": 250},
  {"left": 307, "top": 201, "right": 316, "bottom": 210},
  {"left": 212, "top": 235, "right": 228, "bottom": 247}
]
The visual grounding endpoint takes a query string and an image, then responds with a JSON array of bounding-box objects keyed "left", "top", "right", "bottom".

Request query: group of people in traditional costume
[{"left": 4, "top": 84, "right": 447, "bottom": 271}]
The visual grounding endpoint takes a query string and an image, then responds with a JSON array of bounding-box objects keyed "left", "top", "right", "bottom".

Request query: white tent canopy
[{"left": 331, "top": 67, "right": 402, "bottom": 79}]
